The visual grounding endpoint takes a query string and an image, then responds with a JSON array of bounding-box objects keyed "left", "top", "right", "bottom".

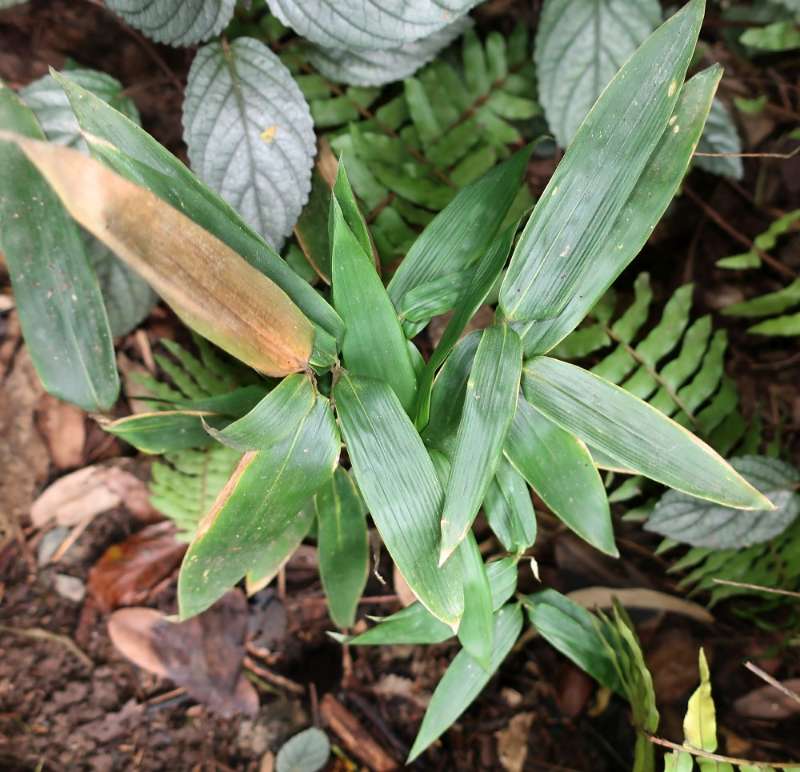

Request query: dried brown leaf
[{"left": 108, "top": 590, "right": 258, "bottom": 717}]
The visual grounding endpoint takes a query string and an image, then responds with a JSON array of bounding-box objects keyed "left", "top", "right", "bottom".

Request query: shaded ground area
[{"left": 1, "top": 1, "right": 800, "bottom": 770}]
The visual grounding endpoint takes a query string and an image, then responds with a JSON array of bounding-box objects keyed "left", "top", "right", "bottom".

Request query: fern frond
[
  {"left": 284, "top": 25, "right": 541, "bottom": 266},
  {"left": 554, "top": 273, "right": 752, "bottom": 454},
  {"left": 150, "top": 444, "right": 241, "bottom": 541}
]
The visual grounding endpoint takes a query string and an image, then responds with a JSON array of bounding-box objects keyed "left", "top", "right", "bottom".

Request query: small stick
[
  {"left": 745, "top": 661, "right": 800, "bottom": 708},
  {"left": 648, "top": 734, "right": 798, "bottom": 767},
  {"left": 712, "top": 578, "right": 800, "bottom": 599},
  {"left": 0, "top": 624, "right": 93, "bottom": 669},
  {"left": 694, "top": 146, "right": 800, "bottom": 160},
  {"left": 242, "top": 656, "right": 304, "bottom": 695}
]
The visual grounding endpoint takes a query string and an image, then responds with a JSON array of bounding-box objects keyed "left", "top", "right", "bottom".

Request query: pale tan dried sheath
[{"left": 1, "top": 132, "right": 314, "bottom": 376}]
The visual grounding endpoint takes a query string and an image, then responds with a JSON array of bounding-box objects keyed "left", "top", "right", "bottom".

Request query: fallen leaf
[
  {"left": 646, "top": 628, "right": 700, "bottom": 705},
  {"left": 0, "top": 349, "right": 49, "bottom": 536},
  {"left": 566, "top": 587, "right": 714, "bottom": 624},
  {"left": 495, "top": 712, "right": 534, "bottom": 772},
  {"left": 35, "top": 393, "right": 86, "bottom": 469},
  {"left": 53, "top": 573, "right": 86, "bottom": 603},
  {"left": 734, "top": 678, "right": 800, "bottom": 720},
  {"left": 30, "top": 461, "right": 152, "bottom": 529},
  {"left": 87, "top": 522, "right": 186, "bottom": 612},
  {"left": 556, "top": 665, "right": 593, "bottom": 718},
  {"left": 108, "top": 590, "right": 258, "bottom": 717}
]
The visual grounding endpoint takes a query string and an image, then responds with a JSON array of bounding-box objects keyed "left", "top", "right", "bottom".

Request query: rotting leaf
[
  {"left": 88, "top": 522, "right": 186, "bottom": 613},
  {"left": 108, "top": 590, "right": 258, "bottom": 717},
  {"left": 0, "top": 133, "right": 315, "bottom": 377}
]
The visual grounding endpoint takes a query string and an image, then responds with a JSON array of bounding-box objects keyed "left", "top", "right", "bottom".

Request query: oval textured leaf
[
  {"left": 316, "top": 468, "right": 369, "bottom": 629},
  {"left": 505, "top": 397, "right": 616, "bottom": 556},
  {"left": 6, "top": 134, "right": 314, "bottom": 377},
  {"left": 0, "top": 84, "right": 118, "bottom": 412},
  {"left": 267, "top": 0, "right": 480, "bottom": 50},
  {"left": 183, "top": 38, "right": 315, "bottom": 250},
  {"left": 105, "top": 0, "right": 236, "bottom": 46},
  {"left": 53, "top": 69, "right": 342, "bottom": 341},
  {"left": 407, "top": 603, "right": 523, "bottom": 763},
  {"left": 21, "top": 69, "right": 156, "bottom": 337},
  {"left": 695, "top": 97, "right": 743, "bottom": 180},
  {"left": 179, "top": 386, "right": 340, "bottom": 618},
  {"left": 519, "top": 66, "right": 722, "bottom": 356},
  {"left": 333, "top": 372, "right": 463, "bottom": 627},
  {"left": 440, "top": 325, "right": 522, "bottom": 564},
  {"left": 308, "top": 17, "right": 472, "bottom": 87},
  {"left": 500, "top": 0, "right": 705, "bottom": 322},
  {"left": 276, "top": 727, "right": 330, "bottom": 772},
  {"left": 645, "top": 456, "right": 800, "bottom": 549},
  {"left": 535, "top": 0, "right": 661, "bottom": 147},
  {"left": 522, "top": 357, "right": 771, "bottom": 510},
  {"left": 21, "top": 68, "right": 140, "bottom": 152}
]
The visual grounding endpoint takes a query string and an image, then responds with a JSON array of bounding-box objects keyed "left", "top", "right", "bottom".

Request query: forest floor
[{"left": 1, "top": 1, "right": 800, "bottom": 770}]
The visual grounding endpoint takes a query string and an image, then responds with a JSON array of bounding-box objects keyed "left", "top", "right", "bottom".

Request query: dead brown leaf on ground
[
  {"left": 108, "top": 590, "right": 258, "bottom": 718},
  {"left": 30, "top": 461, "right": 155, "bottom": 530},
  {"left": 35, "top": 393, "right": 86, "bottom": 470},
  {"left": 87, "top": 521, "right": 186, "bottom": 612},
  {"left": 734, "top": 678, "right": 800, "bottom": 720}
]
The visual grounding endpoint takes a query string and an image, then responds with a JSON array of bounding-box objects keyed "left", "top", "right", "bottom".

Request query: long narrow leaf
[
  {"left": 440, "top": 325, "right": 522, "bottom": 564},
  {"left": 500, "top": 0, "right": 705, "bottom": 321},
  {"left": 483, "top": 457, "right": 537, "bottom": 555},
  {"left": 331, "top": 193, "right": 417, "bottom": 412},
  {"left": 333, "top": 372, "right": 463, "bottom": 627},
  {"left": 415, "top": 220, "right": 517, "bottom": 429},
  {"left": 505, "top": 397, "right": 616, "bottom": 556},
  {"left": 316, "top": 468, "right": 369, "bottom": 629},
  {"left": 4, "top": 134, "right": 315, "bottom": 377},
  {"left": 206, "top": 374, "right": 314, "bottom": 451},
  {"left": 345, "top": 557, "right": 518, "bottom": 647},
  {"left": 407, "top": 603, "right": 523, "bottom": 763},
  {"left": 522, "top": 357, "right": 770, "bottom": 509},
  {"left": 457, "top": 533, "right": 494, "bottom": 669},
  {"left": 0, "top": 83, "right": 118, "bottom": 411},
  {"left": 52, "top": 69, "right": 344, "bottom": 343},
  {"left": 387, "top": 145, "right": 531, "bottom": 333},
  {"left": 520, "top": 66, "right": 723, "bottom": 355},
  {"left": 179, "top": 385, "right": 340, "bottom": 618}
]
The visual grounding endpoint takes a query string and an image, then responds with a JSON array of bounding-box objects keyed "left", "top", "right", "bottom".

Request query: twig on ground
[{"left": 0, "top": 624, "right": 93, "bottom": 669}]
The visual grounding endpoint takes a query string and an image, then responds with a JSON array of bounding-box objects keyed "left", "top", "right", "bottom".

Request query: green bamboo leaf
[
  {"left": 105, "top": 0, "right": 235, "bottom": 46},
  {"left": 331, "top": 159, "right": 372, "bottom": 259},
  {"left": 525, "top": 589, "right": 621, "bottom": 693},
  {"left": 422, "top": 332, "right": 479, "bottom": 457},
  {"left": 415, "top": 220, "right": 517, "bottom": 429},
  {"left": 456, "top": 532, "right": 494, "bottom": 669},
  {"left": 520, "top": 65, "right": 722, "bottom": 355},
  {"left": 407, "top": 603, "right": 523, "bottom": 763},
  {"left": 500, "top": 0, "right": 705, "bottom": 322},
  {"left": 387, "top": 146, "right": 531, "bottom": 332},
  {"left": 440, "top": 325, "right": 522, "bottom": 564},
  {"left": 333, "top": 372, "right": 463, "bottom": 627},
  {"left": 206, "top": 374, "right": 315, "bottom": 451},
  {"left": 183, "top": 38, "right": 315, "bottom": 250},
  {"left": 345, "top": 557, "right": 517, "bottom": 646},
  {"left": 51, "top": 70, "right": 343, "bottom": 343},
  {"left": 0, "top": 81, "right": 118, "bottom": 411},
  {"left": 522, "top": 357, "right": 771, "bottom": 510},
  {"left": 483, "top": 457, "right": 537, "bottom": 554},
  {"left": 178, "top": 382, "right": 340, "bottom": 618},
  {"left": 316, "top": 468, "right": 369, "bottom": 628},
  {"left": 103, "top": 410, "right": 225, "bottom": 454},
  {"left": 331, "top": 196, "right": 417, "bottom": 412},
  {"left": 505, "top": 397, "right": 616, "bottom": 556}
]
